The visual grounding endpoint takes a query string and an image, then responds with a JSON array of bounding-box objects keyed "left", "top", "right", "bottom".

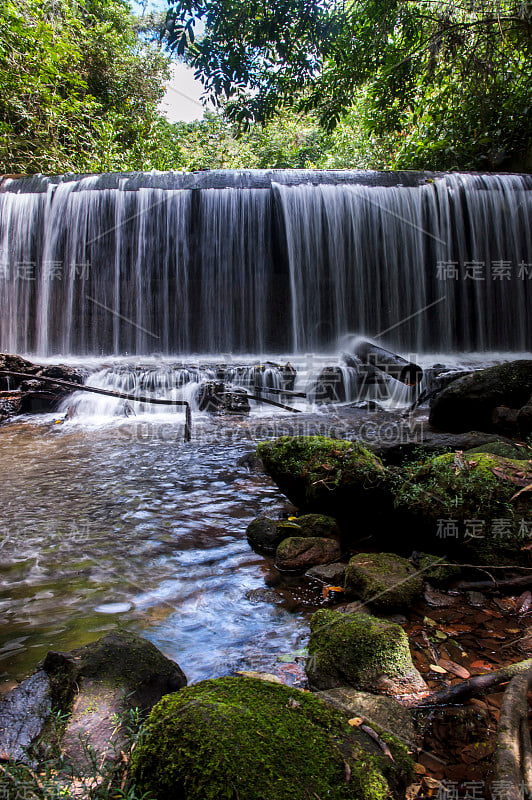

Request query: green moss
[
  {"left": 306, "top": 610, "right": 422, "bottom": 693},
  {"left": 413, "top": 553, "right": 462, "bottom": 584},
  {"left": 257, "top": 436, "right": 389, "bottom": 515},
  {"left": 131, "top": 676, "right": 412, "bottom": 800},
  {"left": 344, "top": 553, "right": 423, "bottom": 610},
  {"left": 394, "top": 451, "right": 532, "bottom": 562},
  {"left": 465, "top": 441, "right": 532, "bottom": 460}
]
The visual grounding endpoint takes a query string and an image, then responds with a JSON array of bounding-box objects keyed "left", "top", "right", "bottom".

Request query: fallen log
[
  {"left": 352, "top": 340, "right": 423, "bottom": 386},
  {"left": 0, "top": 370, "right": 193, "bottom": 441},
  {"left": 409, "top": 658, "right": 532, "bottom": 707},
  {"left": 493, "top": 665, "right": 532, "bottom": 800}
]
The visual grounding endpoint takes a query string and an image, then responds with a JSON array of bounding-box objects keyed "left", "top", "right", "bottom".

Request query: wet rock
[
  {"left": 429, "top": 360, "right": 532, "bottom": 433},
  {"left": 344, "top": 553, "right": 423, "bottom": 611},
  {"left": 275, "top": 537, "right": 342, "bottom": 572},
  {"left": 42, "top": 631, "right": 186, "bottom": 770},
  {"left": 131, "top": 676, "right": 413, "bottom": 800},
  {"left": 317, "top": 687, "right": 417, "bottom": 746},
  {"left": 237, "top": 451, "right": 265, "bottom": 472},
  {"left": 197, "top": 381, "right": 250, "bottom": 413},
  {"left": 394, "top": 451, "right": 532, "bottom": 564},
  {"left": 464, "top": 440, "right": 531, "bottom": 461},
  {"left": 353, "top": 340, "right": 423, "bottom": 386},
  {"left": 0, "top": 354, "right": 87, "bottom": 414},
  {"left": 371, "top": 430, "right": 519, "bottom": 466},
  {"left": 0, "top": 353, "right": 39, "bottom": 389},
  {"left": 518, "top": 402, "right": 532, "bottom": 438},
  {"left": 0, "top": 390, "right": 22, "bottom": 422},
  {"left": 257, "top": 436, "right": 390, "bottom": 520},
  {"left": 491, "top": 405, "right": 520, "bottom": 435},
  {"left": 0, "top": 671, "right": 52, "bottom": 763},
  {"left": 245, "top": 587, "right": 282, "bottom": 604},
  {"left": 305, "top": 562, "right": 346, "bottom": 585},
  {"left": 412, "top": 368, "right": 474, "bottom": 409},
  {"left": 293, "top": 513, "right": 340, "bottom": 538},
  {"left": 306, "top": 609, "right": 427, "bottom": 699},
  {"left": 246, "top": 516, "right": 286, "bottom": 555},
  {"left": 410, "top": 552, "right": 462, "bottom": 585}
]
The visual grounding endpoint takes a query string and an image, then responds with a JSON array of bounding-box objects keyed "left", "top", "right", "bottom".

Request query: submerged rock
[
  {"left": 131, "top": 676, "right": 413, "bottom": 800},
  {"left": 344, "top": 553, "right": 423, "bottom": 611},
  {"left": 275, "top": 536, "right": 342, "bottom": 572},
  {"left": 429, "top": 360, "right": 532, "bottom": 433},
  {"left": 306, "top": 610, "right": 427, "bottom": 699}
]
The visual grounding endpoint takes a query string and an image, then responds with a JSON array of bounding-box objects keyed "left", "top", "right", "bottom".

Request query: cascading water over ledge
[{"left": 1, "top": 169, "right": 531, "bottom": 356}]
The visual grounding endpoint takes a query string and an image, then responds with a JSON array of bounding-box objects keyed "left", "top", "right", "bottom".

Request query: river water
[
  {"left": 0, "top": 409, "right": 317, "bottom": 690},
  {"left": 1, "top": 350, "right": 529, "bottom": 690}
]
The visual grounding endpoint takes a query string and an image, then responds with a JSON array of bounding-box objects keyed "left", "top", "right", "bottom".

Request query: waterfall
[{"left": 1, "top": 170, "right": 531, "bottom": 356}]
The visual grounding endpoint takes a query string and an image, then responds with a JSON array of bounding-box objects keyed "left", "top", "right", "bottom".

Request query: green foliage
[
  {"left": 165, "top": 0, "right": 532, "bottom": 169},
  {"left": 0, "top": 0, "right": 171, "bottom": 173}
]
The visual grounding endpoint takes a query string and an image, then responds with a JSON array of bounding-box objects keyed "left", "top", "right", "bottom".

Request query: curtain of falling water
[{"left": 0, "top": 171, "right": 531, "bottom": 355}]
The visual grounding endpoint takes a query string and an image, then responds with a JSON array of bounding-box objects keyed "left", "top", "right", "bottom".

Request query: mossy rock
[
  {"left": 246, "top": 514, "right": 340, "bottom": 556},
  {"left": 257, "top": 436, "right": 390, "bottom": 520},
  {"left": 429, "top": 360, "right": 532, "bottom": 433},
  {"left": 131, "top": 676, "right": 413, "bottom": 800},
  {"left": 42, "top": 630, "right": 187, "bottom": 712},
  {"left": 275, "top": 536, "right": 342, "bottom": 572},
  {"left": 411, "top": 552, "right": 462, "bottom": 584},
  {"left": 317, "top": 687, "right": 417, "bottom": 747},
  {"left": 394, "top": 451, "right": 532, "bottom": 564},
  {"left": 465, "top": 441, "right": 532, "bottom": 461},
  {"left": 294, "top": 513, "right": 340, "bottom": 538},
  {"left": 306, "top": 610, "right": 427, "bottom": 699},
  {"left": 246, "top": 516, "right": 287, "bottom": 555},
  {"left": 344, "top": 553, "right": 423, "bottom": 611}
]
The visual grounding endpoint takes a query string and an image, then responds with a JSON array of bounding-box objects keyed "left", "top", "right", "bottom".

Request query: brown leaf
[
  {"left": 470, "top": 659, "right": 494, "bottom": 671},
  {"left": 437, "top": 658, "right": 470, "bottom": 679}
]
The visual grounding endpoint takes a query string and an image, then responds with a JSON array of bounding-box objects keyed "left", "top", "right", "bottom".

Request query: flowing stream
[{"left": 0, "top": 408, "right": 316, "bottom": 689}]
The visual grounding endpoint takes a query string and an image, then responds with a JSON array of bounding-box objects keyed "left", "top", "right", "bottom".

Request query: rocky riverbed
[{"left": 2, "top": 355, "right": 532, "bottom": 799}]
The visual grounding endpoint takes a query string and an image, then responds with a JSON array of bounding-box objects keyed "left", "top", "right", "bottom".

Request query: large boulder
[
  {"left": 429, "top": 360, "right": 532, "bottom": 433},
  {"left": 275, "top": 536, "right": 342, "bottom": 572},
  {"left": 306, "top": 610, "right": 427, "bottom": 700},
  {"left": 394, "top": 451, "right": 532, "bottom": 563},
  {"left": 131, "top": 676, "right": 413, "bottom": 800},
  {"left": 257, "top": 436, "right": 390, "bottom": 520},
  {"left": 344, "top": 553, "right": 423, "bottom": 611},
  {"left": 0, "top": 631, "right": 186, "bottom": 768}
]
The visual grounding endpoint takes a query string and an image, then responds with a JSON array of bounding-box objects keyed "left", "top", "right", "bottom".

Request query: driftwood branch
[
  {"left": 247, "top": 393, "right": 302, "bottom": 413},
  {"left": 493, "top": 666, "right": 532, "bottom": 800},
  {"left": 0, "top": 369, "right": 193, "bottom": 441},
  {"left": 409, "top": 658, "right": 532, "bottom": 707},
  {"left": 458, "top": 575, "right": 532, "bottom": 592}
]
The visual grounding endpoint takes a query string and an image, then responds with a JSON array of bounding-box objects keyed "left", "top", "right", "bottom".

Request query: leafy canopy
[{"left": 164, "top": 0, "right": 532, "bottom": 168}]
